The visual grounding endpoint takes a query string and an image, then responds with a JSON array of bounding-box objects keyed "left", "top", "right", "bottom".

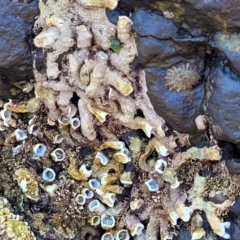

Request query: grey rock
[
  {"left": 230, "top": 222, "right": 240, "bottom": 240},
  {"left": 135, "top": 35, "right": 206, "bottom": 69},
  {"left": 136, "top": 36, "right": 207, "bottom": 69},
  {"left": 120, "top": 0, "right": 240, "bottom": 34},
  {"left": 226, "top": 159, "right": 240, "bottom": 175},
  {"left": 173, "top": 228, "right": 191, "bottom": 240},
  {"left": 230, "top": 196, "right": 240, "bottom": 217},
  {"left": 0, "top": 0, "right": 39, "bottom": 99},
  {"left": 106, "top": 8, "right": 129, "bottom": 25},
  {"left": 211, "top": 32, "right": 240, "bottom": 78},
  {"left": 145, "top": 66, "right": 204, "bottom": 140},
  {"left": 205, "top": 58, "right": 240, "bottom": 145},
  {"left": 135, "top": 36, "right": 178, "bottom": 68},
  {"left": 180, "top": 0, "right": 240, "bottom": 33},
  {"left": 131, "top": 9, "right": 178, "bottom": 40},
  {"left": 208, "top": 192, "right": 229, "bottom": 205}
]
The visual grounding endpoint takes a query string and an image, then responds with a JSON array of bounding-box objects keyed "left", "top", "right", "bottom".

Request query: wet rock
[
  {"left": 120, "top": 0, "right": 240, "bottom": 33},
  {"left": 131, "top": 10, "right": 207, "bottom": 69},
  {"left": 173, "top": 227, "right": 191, "bottom": 240},
  {"left": 131, "top": 9, "right": 178, "bottom": 40},
  {"left": 136, "top": 35, "right": 207, "bottom": 69},
  {"left": 0, "top": 0, "right": 39, "bottom": 99},
  {"left": 135, "top": 36, "right": 178, "bottom": 68},
  {"left": 118, "top": 0, "right": 152, "bottom": 12},
  {"left": 226, "top": 159, "right": 240, "bottom": 175},
  {"left": 229, "top": 221, "right": 240, "bottom": 240},
  {"left": 179, "top": 0, "right": 240, "bottom": 33},
  {"left": 208, "top": 193, "right": 229, "bottom": 205},
  {"left": 230, "top": 196, "right": 240, "bottom": 217},
  {"left": 145, "top": 66, "right": 204, "bottom": 141},
  {"left": 205, "top": 57, "right": 240, "bottom": 145},
  {"left": 211, "top": 33, "right": 240, "bottom": 78},
  {"left": 106, "top": 7, "right": 129, "bottom": 25}
]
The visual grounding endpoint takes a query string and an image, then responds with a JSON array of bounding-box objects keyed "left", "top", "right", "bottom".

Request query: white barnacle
[
  {"left": 79, "top": 164, "right": 92, "bottom": 180},
  {"left": 67, "top": 105, "right": 77, "bottom": 118},
  {"left": 70, "top": 117, "right": 81, "bottom": 130},
  {"left": 27, "top": 124, "right": 40, "bottom": 136},
  {"left": 12, "top": 145, "right": 22, "bottom": 155},
  {"left": 34, "top": 27, "right": 60, "bottom": 48},
  {"left": 94, "top": 152, "right": 109, "bottom": 166},
  {"left": 89, "top": 107, "right": 108, "bottom": 123},
  {"left": 101, "top": 213, "right": 115, "bottom": 230},
  {"left": 88, "top": 199, "right": 106, "bottom": 215},
  {"left": 53, "top": 134, "right": 64, "bottom": 144},
  {"left": 0, "top": 109, "right": 11, "bottom": 126},
  {"left": 81, "top": 188, "right": 94, "bottom": 199},
  {"left": 88, "top": 179, "right": 101, "bottom": 190},
  {"left": 155, "top": 159, "right": 167, "bottom": 174},
  {"left": 33, "top": 143, "right": 47, "bottom": 157},
  {"left": 101, "top": 232, "right": 114, "bottom": 240},
  {"left": 145, "top": 179, "right": 159, "bottom": 192},
  {"left": 58, "top": 114, "right": 70, "bottom": 126},
  {"left": 75, "top": 194, "right": 86, "bottom": 205},
  {"left": 164, "top": 63, "right": 200, "bottom": 91},
  {"left": 169, "top": 211, "right": 179, "bottom": 225},
  {"left": 14, "top": 129, "right": 28, "bottom": 141},
  {"left": 42, "top": 168, "right": 56, "bottom": 182},
  {"left": 89, "top": 215, "right": 101, "bottom": 226},
  {"left": 114, "top": 229, "right": 130, "bottom": 240},
  {"left": 41, "top": 184, "right": 58, "bottom": 197},
  {"left": 50, "top": 148, "right": 66, "bottom": 162}
]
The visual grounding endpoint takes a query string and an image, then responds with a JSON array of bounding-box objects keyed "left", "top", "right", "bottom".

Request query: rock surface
[
  {"left": 173, "top": 228, "right": 191, "bottom": 240},
  {"left": 205, "top": 57, "right": 240, "bottom": 146},
  {"left": 0, "top": 0, "right": 39, "bottom": 99},
  {"left": 119, "top": 0, "right": 240, "bottom": 33},
  {"left": 131, "top": 9, "right": 178, "bottom": 40},
  {"left": 230, "top": 196, "right": 240, "bottom": 217}
]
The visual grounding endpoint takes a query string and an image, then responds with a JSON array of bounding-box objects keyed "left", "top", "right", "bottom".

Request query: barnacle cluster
[
  {"left": 164, "top": 63, "right": 201, "bottom": 91},
  {"left": 0, "top": 99, "right": 238, "bottom": 239}
]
